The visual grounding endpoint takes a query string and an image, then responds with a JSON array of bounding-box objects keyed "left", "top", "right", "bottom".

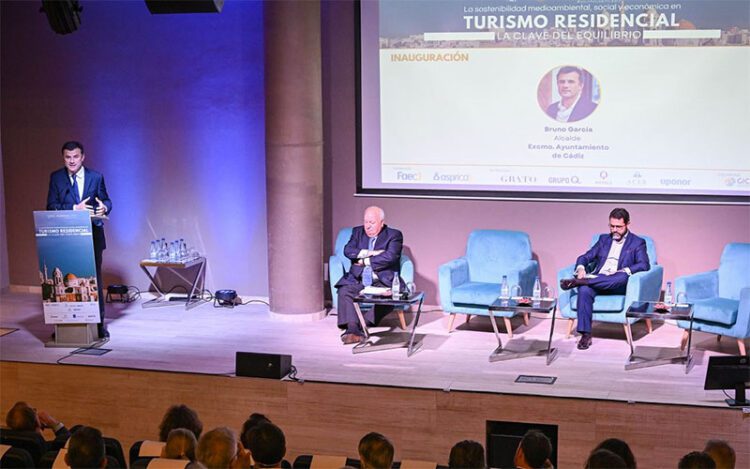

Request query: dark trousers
[
  {"left": 336, "top": 279, "right": 392, "bottom": 334},
  {"left": 94, "top": 246, "right": 106, "bottom": 336},
  {"left": 576, "top": 272, "right": 629, "bottom": 333}
]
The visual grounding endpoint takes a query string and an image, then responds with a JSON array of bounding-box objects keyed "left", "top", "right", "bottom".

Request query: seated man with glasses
[{"left": 559, "top": 208, "right": 650, "bottom": 350}]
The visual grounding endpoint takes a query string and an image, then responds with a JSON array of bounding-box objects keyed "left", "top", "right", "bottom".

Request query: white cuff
[
  {"left": 357, "top": 249, "right": 369, "bottom": 259},
  {"left": 575, "top": 265, "right": 586, "bottom": 274},
  {"left": 364, "top": 257, "right": 371, "bottom": 266},
  {"left": 624, "top": 267, "right": 632, "bottom": 276},
  {"left": 53, "top": 422, "right": 64, "bottom": 432}
]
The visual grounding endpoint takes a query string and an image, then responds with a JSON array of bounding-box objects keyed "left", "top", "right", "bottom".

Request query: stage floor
[{"left": 0, "top": 291, "right": 741, "bottom": 408}]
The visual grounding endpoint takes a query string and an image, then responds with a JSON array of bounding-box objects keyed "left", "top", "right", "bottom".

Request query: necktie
[
  {"left": 71, "top": 175, "right": 81, "bottom": 204},
  {"left": 368, "top": 237, "right": 376, "bottom": 251}
]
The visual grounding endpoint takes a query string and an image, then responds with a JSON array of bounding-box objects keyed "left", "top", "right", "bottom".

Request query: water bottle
[
  {"left": 149, "top": 240, "right": 158, "bottom": 260},
  {"left": 179, "top": 238, "right": 187, "bottom": 260},
  {"left": 533, "top": 276, "right": 542, "bottom": 300},
  {"left": 160, "top": 238, "right": 167, "bottom": 261},
  {"left": 169, "top": 241, "right": 178, "bottom": 261},
  {"left": 500, "top": 275, "right": 510, "bottom": 299},
  {"left": 392, "top": 272, "right": 401, "bottom": 298},
  {"left": 362, "top": 265, "right": 373, "bottom": 287},
  {"left": 664, "top": 281, "right": 674, "bottom": 305}
]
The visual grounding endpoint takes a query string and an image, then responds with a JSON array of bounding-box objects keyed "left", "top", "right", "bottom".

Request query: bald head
[
  {"left": 6, "top": 402, "right": 39, "bottom": 432},
  {"left": 363, "top": 206, "right": 385, "bottom": 238}
]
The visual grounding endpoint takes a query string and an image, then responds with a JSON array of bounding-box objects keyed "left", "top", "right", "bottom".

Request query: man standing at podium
[{"left": 46, "top": 141, "right": 112, "bottom": 339}]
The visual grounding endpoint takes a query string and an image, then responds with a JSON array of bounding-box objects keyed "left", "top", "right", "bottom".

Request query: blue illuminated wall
[{"left": 1, "top": 1, "right": 268, "bottom": 294}]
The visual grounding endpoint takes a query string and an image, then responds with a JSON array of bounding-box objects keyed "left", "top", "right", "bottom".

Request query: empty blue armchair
[
  {"left": 329, "top": 227, "right": 414, "bottom": 329},
  {"left": 558, "top": 234, "right": 663, "bottom": 339},
  {"left": 438, "top": 230, "right": 538, "bottom": 336},
  {"left": 675, "top": 243, "right": 750, "bottom": 356}
]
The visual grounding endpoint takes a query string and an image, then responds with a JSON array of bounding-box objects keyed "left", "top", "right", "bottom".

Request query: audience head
[
  {"left": 358, "top": 432, "right": 394, "bottom": 469},
  {"left": 5, "top": 401, "right": 39, "bottom": 432},
  {"left": 246, "top": 422, "right": 286, "bottom": 468},
  {"left": 162, "top": 428, "right": 198, "bottom": 461},
  {"left": 679, "top": 451, "right": 718, "bottom": 469},
  {"left": 585, "top": 448, "right": 627, "bottom": 468},
  {"left": 448, "top": 440, "right": 485, "bottom": 469},
  {"left": 159, "top": 404, "right": 203, "bottom": 442},
  {"left": 240, "top": 412, "right": 271, "bottom": 449},
  {"left": 704, "top": 440, "right": 735, "bottom": 469},
  {"left": 65, "top": 426, "right": 107, "bottom": 469},
  {"left": 514, "top": 429, "right": 552, "bottom": 469},
  {"left": 594, "top": 438, "right": 636, "bottom": 468},
  {"left": 197, "top": 427, "right": 240, "bottom": 469}
]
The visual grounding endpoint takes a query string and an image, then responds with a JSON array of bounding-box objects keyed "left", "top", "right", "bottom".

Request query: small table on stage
[
  {"left": 625, "top": 301, "right": 694, "bottom": 373},
  {"left": 488, "top": 297, "right": 558, "bottom": 365},
  {"left": 352, "top": 292, "right": 425, "bottom": 356},
  {"left": 139, "top": 257, "right": 208, "bottom": 310}
]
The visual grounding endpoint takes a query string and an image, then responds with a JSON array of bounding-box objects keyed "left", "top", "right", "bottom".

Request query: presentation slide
[{"left": 359, "top": 0, "right": 750, "bottom": 202}]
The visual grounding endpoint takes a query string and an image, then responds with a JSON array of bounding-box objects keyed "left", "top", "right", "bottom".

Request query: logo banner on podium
[{"left": 34, "top": 210, "right": 100, "bottom": 324}]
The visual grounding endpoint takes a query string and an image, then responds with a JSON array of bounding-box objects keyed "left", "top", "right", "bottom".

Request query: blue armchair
[
  {"left": 557, "top": 234, "right": 663, "bottom": 340},
  {"left": 675, "top": 243, "right": 750, "bottom": 356},
  {"left": 438, "top": 230, "right": 538, "bottom": 336},
  {"left": 328, "top": 227, "right": 415, "bottom": 329}
]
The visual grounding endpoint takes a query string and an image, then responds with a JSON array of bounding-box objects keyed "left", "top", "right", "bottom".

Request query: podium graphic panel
[{"left": 34, "top": 210, "right": 100, "bottom": 324}]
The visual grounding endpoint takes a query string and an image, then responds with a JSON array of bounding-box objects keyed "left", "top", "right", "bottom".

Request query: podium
[{"left": 34, "top": 210, "right": 106, "bottom": 348}]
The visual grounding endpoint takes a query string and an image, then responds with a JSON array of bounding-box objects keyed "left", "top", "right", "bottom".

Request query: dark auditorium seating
[
  {"left": 37, "top": 448, "right": 121, "bottom": 469},
  {"left": 129, "top": 439, "right": 166, "bottom": 466},
  {"left": 132, "top": 457, "right": 190, "bottom": 469},
  {"left": 0, "top": 429, "right": 48, "bottom": 465},
  {"left": 0, "top": 444, "right": 35, "bottom": 468},
  {"left": 293, "top": 454, "right": 359, "bottom": 469}
]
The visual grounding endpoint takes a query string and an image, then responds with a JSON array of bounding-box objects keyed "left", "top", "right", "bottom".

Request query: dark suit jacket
[
  {"left": 546, "top": 97, "right": 598, "bottom": 123},
  {"left": 335, "top": 225, "right": 403, "bottom": 288},
  {"left": 46, "top": 167, "right": 112, "bottom": 251},
  {"left": 576, "top": 233, "right": 650, "bottom": 275}
]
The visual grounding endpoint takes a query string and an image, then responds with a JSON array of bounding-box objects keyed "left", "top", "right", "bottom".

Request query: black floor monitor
[{"left": 704, "top": 355, "right": 749, "bottom": 407}]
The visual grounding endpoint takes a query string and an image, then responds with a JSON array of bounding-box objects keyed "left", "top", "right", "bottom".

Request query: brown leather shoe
[{"left": 342, "top": 333, "right": 364, "bottom": 345}]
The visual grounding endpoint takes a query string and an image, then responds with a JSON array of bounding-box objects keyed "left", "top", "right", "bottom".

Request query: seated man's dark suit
[
  {"left": 47, "top": 167, "right": 112, "bottom": 334},
  {"left": 573, "top": 232, "right": 650, "bottom": 333},
  {"left": 335, "top": 225, "right": 403, "bottom": 334}
]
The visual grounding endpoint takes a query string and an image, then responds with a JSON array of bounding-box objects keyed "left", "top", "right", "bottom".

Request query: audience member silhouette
[
  {"left": 246, "top": 422, "right": 286, "bottom": 468},
  {"left": 162, "top": 428, "right": 197, "bottom": 461},
  {"left": 594, "top": 438, "right": 636, "bottom": 468},
  {"left": 240, "top": 413, "right": 271, "bottom": 450},
  {"left": 448, "top": 440, "right": 485, "bottom": 468},
  {"left": 679, "top": 451, "right": 718, "bottom": 469},
  {"left": 704, "top": 440, "right": 735, "bottom": 469},
  {"left": 514, "top": 430, "right": 552, "bottom": 469},
  {"left": 159, "top": 404, "right": 203, "bottom": 442},
  {"left": 196, "top": 426, "right": 251, "bottom": 469},
  {"left": 359, "top": 432, "right": 394, "bottom": 469},
  {"left": 585, "top": 448, "right": 626, "bottom": 468},
  {"left": 4, "top": 401, "right": 70, "bottom": 450},
  {"left": 65, "top": 426, "right": 107, "bottom": 469}
]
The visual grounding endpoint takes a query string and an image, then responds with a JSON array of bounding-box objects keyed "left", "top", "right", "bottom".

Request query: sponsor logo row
[{"left": 392, "top": 170, "right": 750, "bottom": 188}]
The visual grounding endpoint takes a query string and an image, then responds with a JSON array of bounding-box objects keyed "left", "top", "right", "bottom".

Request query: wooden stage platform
[{"left": 1, "top": 291, "right": 747, "bottom": 467}]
